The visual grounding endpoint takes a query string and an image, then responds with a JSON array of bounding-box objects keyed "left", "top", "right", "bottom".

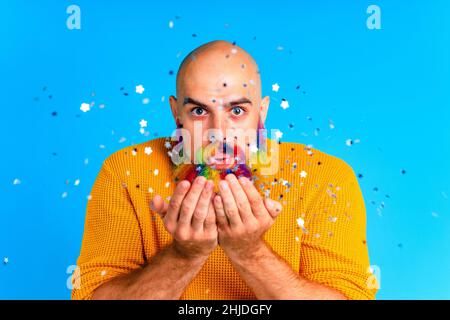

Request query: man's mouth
[{"left": 208, "top": 153, "right": 234, "bottom": 165}]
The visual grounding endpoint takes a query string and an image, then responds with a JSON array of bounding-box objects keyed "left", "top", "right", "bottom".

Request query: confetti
[
  {"left": 3, "top": 257, "right": 8, "bottom": 265},
  {"left": 168, "top": 20, "right": 174, "bottom": 28},
  {"left": 144, "top": 147, "right": 153, "bottom": 155},
  {"left": 74, "top": 179, "right": 80, "bottom": 186},
  {"left": 80, "top": 103, "right": 90, "bottom": 113},
  {"left": 280, "top": 99, "right": 289, "bottom": 110},
  {"left": 135, "top": 84, "right": 145, "bottom": 94},
  {"left": 328, "top": 216, "right": 338, "bottom": 222},
  {"left": 139, "top": 119, "right": 148, "bottom": 128},
  {"left": 296, "top": 217, "right": 305, "bottom": 228},
  {"left": 13, "top": 178, "right": 21, "bottom": 185},
  {"left": 272, "top": 83, "right": 280, "bottom": 92},
  {"left": 249, "top": 144, "right": 258, "bottom": 153},
  {"left": 300, "top": 170, "right": 307, "bottom": 178},
  {"left": 142, "top": 98, "right": 150, "bottom": 104},
  {"left": 153, "top": 169, "right": 159, "bottom": 176},
  {"left": 61, "top": 192, "right": 68, "bottom": 198},
  {"left": 345, "top": 138, "right": 360, "bottom": 146},
  {"left": 274, "top": 130, "right": 283, "bottom": 140},
  {"left": 329, "top": 119, "right": 335, "bottom": 129}
]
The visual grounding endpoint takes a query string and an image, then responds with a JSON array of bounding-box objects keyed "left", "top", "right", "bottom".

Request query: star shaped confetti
[
  {"left": 300, "top": 170, "right": 307, "bottom": 178},
  {"left": 139, "top": 119, "right": 148, "bottom": 128},
  {"left": 135, "top": 84, "right": 145, "bottom": 94},
  {"left": 80, "top": 103, "right": 90, "bottom": 112},
  {"left": 144, "top": 147, "right": 153, "bottom": 155},
  {"left": 280, "top": 99, "right": 289, "bottom": 110},
  {"left": 274, "top": 130, "right": 283, "bottom": 140},
  {"left": 272, "top": 83, "right": 280, "bottom": 92}
]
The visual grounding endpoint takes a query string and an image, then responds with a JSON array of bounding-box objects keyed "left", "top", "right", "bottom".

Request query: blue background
[{"left": 1, "top": 0, "right": 449, "bottom": 299}]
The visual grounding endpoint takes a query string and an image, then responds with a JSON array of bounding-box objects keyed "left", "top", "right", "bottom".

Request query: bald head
[
  {"left": 169, "top": 40, "right": 270, "bottom": 167},
  {"left": 176, "top": 40, "right": 262, "bottom": 101}
]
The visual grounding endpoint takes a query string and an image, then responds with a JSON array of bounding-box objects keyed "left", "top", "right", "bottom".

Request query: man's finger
[
  {"left": 264, "top": 198, "right": 283, "bottom": 219},
  {"left": 238, "top": 176, "right": 268, "bottom": 219},
  {"left": 225, "top": 174, "right": 255, "bottom": 224},
  {"left": 150, "top": 194, "right": 169, "bottom": 218},
  {"left": 165, "top": 180, "right": 191, "bottom": 225},
  {"left": 204, "top": 196, "right": 217, "bottom": 234},
  {"left": 178, "top": 176, "right": 206, "bottom": 226},
  {"left": 213, "top": 194, "right": 228, "bottom": 229},
  {"left": 192, "top": 180, "right": 214, "bottom": 231},
  {"left": 218, "top": 179, "right": 243, "bottom": 228}
]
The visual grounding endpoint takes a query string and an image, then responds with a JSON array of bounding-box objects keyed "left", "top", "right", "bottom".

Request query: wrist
[
  {"left": 225, "top": 239, "right": 268, "bottom": 263},
  {"left": 171, "top": 241, "right": 211, "bottom": 263}
]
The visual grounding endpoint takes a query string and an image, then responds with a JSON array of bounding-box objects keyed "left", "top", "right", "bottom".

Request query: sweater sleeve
[
  {"left": 71, "top": 157, "right": 145, "bottom": 300},
  {"left": 299, "top": 159, "right": 379, "bottom": 300}
]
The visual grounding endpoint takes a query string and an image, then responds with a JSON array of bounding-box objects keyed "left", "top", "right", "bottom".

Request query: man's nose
[{"left": 210, "top": 113, "right": 227, "bottom": 137}]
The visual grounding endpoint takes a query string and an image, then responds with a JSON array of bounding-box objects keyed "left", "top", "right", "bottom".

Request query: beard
[{"left": 170, "top": 139, "right": 263, "bottom": 193}]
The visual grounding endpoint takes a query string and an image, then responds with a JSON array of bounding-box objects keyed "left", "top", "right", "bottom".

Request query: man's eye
[
  {"left": 191, "top": 107, "right": 207, "bottom": 116},
  {"left": 231, "top": 106, "right": 245, "bottom": 116}
]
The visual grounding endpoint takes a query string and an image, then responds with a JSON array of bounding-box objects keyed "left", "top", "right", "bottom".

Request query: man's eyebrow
[
  {"left": 183, "top": 97, "right": 252, "bottom": 108},
  {"left": 227, "top": 97, "right": 252, "bottom": 107},
  {"left": 183, "top": 97, "right": 208, "bottom": 108}
]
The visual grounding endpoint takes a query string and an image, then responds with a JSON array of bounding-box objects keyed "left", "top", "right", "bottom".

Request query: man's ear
[
  {"left": 169, "top": 95, "right": 179, "bottom": 124},
  {"left": 259, "top": 96, "right": 270, "bottom": 124}
]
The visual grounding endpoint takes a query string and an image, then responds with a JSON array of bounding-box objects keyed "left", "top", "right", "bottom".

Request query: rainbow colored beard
[{"left": 171, "top": 138, "right": 267, "bottom": 193}]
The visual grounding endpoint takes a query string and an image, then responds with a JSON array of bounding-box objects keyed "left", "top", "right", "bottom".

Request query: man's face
[{"left": 170, "top": 44, "right": 269, "bottom": 169}]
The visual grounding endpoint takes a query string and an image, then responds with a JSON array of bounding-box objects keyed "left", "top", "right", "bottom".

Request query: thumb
[
  {"left": 150, "top": 194, "right": 169, "bottom": 218},
  {"left": 264, "top": 198, "right": 282, "bottom": 219}
]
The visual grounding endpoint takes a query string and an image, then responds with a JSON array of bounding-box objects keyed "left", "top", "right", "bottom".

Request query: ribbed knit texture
[{"left": 71, "top": 137, "right": 378, "bottom": 300}]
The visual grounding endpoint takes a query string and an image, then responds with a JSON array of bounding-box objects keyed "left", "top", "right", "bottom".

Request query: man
[{"left": 72, "top": 40, "right": 378, "bottom": 300}]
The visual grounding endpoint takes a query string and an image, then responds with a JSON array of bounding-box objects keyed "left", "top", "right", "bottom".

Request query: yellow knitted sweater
[{"left": 71, "top": 137, "right": 378, "bottom": 300}]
